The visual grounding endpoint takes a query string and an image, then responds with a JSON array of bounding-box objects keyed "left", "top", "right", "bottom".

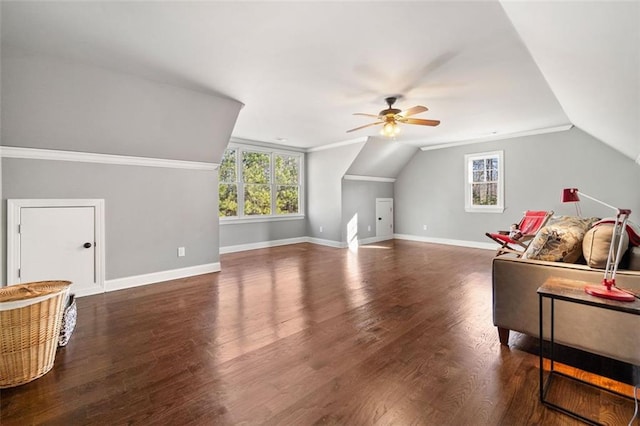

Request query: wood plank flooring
[{"left": 1, "top": 240, "right": 637, "bottom": 425}]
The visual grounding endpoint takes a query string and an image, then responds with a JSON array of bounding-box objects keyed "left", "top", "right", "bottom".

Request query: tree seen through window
[
  {"left": 471, "top": 157, "right": 498, "bottom": 206},
  {"left": 219, "top": 149, "right": 238, "bottom": 217},
  {"left": 218, "top": 147, "right": 302, "bottom": 218},
  {"left": 275, "top": 154, "right": 299, "bottom": 214},
  {"left": 465, "top": 150, "right": 504, "bottom": 213}
]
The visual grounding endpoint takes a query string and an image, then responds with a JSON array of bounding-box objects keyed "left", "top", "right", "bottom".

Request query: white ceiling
[{"left": 1, "top": 1, "right": 637, "bottom": 161}]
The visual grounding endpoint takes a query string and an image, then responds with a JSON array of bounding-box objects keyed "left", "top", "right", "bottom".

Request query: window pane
[
  {"left": 275, "top": 155, "right": 299, "bottom": 185},
  {"left": 243, "top": 151, "right": 270, "bottom": 184},
  {"left": 244, "top": 184, "right": 271, "bottom": 215},
  {"left": 219, "top": 184, "right": 238, "bottom": 217},
  {"left": 472, "top": 170, "right": 485, "bottom": 183},
  {"left": 276, "top": 186, "right": 299, "bottom": 214},
  {"left": 472, "top": 184, "right": 481, "bottom": 204},
  {"left": 472, "top": 183, "right": 497, "bottom": 206},
  {"left": 466, "top": 151, "right": 502, "bottom": 212},
  {"left": 219, "top": 149, "right": 236, "bottom": 183}
]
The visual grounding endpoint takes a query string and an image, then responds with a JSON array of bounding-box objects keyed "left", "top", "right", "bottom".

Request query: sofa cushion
[
  {"left": 523, "top": 216, "right": 599, "bottom": 263},
  {"left": 582, "top": 223, "right": 629, "bottom": 269}
]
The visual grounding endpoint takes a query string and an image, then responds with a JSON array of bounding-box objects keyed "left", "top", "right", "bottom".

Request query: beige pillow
[
  {"left": 628, "top": 246, "right": 640, "bottom": 271},
  {"left": 524, "top": 216, "right": 599, "bottom": 263},
  {"left": 583, "top": 224, "right": 629, "bottom": 269}
]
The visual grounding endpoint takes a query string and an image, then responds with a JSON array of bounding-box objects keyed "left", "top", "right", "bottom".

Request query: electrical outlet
[
  {"left": 423, "top": 225, "right": 427, "bottom": 231},
  {"left": 319, "top": 226, "right": 323, "bottom": 233},
  {"left": 178, "top": 247, "right": 186, "bottom": 257},
  {"left": 367, "top": 225, "right": 371, "bottom": 232}
]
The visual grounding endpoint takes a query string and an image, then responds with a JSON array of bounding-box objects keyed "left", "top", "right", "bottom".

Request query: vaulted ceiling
[{"left": 1, "top": 1, "right": 638, "bottom": 163}]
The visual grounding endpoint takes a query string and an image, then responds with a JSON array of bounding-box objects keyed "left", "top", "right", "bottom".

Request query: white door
[
  {"left": 376, "top": 198, "right": 394, "bottom": 240},
  {"left": 7, "top": 199, "right": 105, "bottom": 297}
]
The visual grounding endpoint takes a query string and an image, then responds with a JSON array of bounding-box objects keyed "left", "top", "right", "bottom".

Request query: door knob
[
  {"left": 378, "top": 217, "right": 382, "bottom": 220},
  {"left": 83, "top": 242, "right": 92, "bottom": 249}
]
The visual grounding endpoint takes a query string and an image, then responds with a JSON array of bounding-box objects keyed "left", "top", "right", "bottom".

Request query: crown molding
[
  {"left": 343, "top": 174, "right": 396, "bottom": 183},
  {"left": 306, "top": 136, "right": 368, "bottom": 153},
  {"left": 0, "top": 146, "right": 219, "bottom": 170},
  {"left": 229, "top": 136, "right": 306, "bottom": 153},
  {"left": 420, "top": 124, "right": 574, "bottom": 151}
]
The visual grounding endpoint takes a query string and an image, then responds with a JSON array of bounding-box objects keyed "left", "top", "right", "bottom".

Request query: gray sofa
[{"left": 492, "top": 255, "right": 640, "bottom": 366}]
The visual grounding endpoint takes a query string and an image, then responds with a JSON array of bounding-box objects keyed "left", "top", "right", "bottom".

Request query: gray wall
[
  {"left": 306, "top": 142, "right": 365, "bottom": 242},
  {"left": 347, "top": 137, "right": 418, "bottom": 179},
  {"left": 218, "top": 139, "right": 308, "bottom": 249},
  {"left": 1, "top": 52, "right": 242, "bottom": 285},
  {"left": 220, "top": 219, "right": 306, "bottom": 248},
  {"left": 3, "top": 159, "right": 218, "bottom": 281},
  {"left": 2, "top": 52, "right": 242, "bottom": 162},
  {"left": 342, "top": 180, "right": 394, "bottom": 243},
  {"left": 219, "top": 137, "right": 409, "bottom": 248},
  {"left": 394, "top": 127, "right": 640, "bottom": 243}
]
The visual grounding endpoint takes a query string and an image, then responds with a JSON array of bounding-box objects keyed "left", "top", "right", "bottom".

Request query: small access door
[
  {"left": 376, "top": 198, "right": 394, "bottom": 240},
  {"left": 7, "top": 199, "right": 105, "bottom": 297}
]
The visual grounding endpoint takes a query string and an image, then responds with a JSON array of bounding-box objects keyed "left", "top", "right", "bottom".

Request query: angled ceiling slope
[
  {"left": 1, "top": 1, "right": 568, "bottom": 150},
  {"left": 346, "top": 137, "right": 418, "bottom": 180},
  {"left": 501, "top": 1, "right": 640, "bottom": 164},
  {"left": 1, "top": 1, "right": 635, "bottom": 159}
]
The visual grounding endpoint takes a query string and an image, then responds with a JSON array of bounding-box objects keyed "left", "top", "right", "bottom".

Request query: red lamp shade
[
  {"left": 559, "top": 186, "right": 634, "bottom": 302},
  {"left": 562, "top": 188, "right": 580, "bottom": 203}
]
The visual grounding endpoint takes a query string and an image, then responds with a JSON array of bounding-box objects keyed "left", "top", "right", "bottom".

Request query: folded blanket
[{"left": 594, "top": 218, "right": 640, "bottom": 247}]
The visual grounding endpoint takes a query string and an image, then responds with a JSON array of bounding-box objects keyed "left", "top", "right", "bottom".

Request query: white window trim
[
  {"left": 219, "top": 143, "right": 305, "bottom": 220},
  {"left": 220, "top": 214, "right": 305, "bottom": 225},
  {"left": 464, "top": 150, "right": 504, "bottom": 213}
]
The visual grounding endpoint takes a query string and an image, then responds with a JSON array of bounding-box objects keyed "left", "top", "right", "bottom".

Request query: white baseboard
[
  {"left": 222, "top": 233, "right": 488, "bottom": 253},
  {"left": 306, "top": 237, "right": 348, "bottom": 248},
  {"left": 220, "top": 237, "right": 308, "bottom": 254},
  {"left": 358, "top": 235, "right": 393, "bottom": 245},
  {"left": 83, "top": 235, "right": 491, "bottom": 296},
  {"left": 104, "top": 262, "right": 221, "bottom": 293},
  {"left": 74, "top": 286, "right": 106, "bottom": 298},
  {"left": 393, "top": 234, "right": 496, "bottom": 250},
  {"left": 220, "top": 236, "right": 351, "bottom": 253}
]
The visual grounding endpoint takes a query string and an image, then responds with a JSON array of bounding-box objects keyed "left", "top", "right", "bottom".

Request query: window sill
[
  {"left": 465, "top": 206, "right": 505, "bottom": 213},
  {"left": 220, "top": 214, "right": 305, "bottom": 225}
]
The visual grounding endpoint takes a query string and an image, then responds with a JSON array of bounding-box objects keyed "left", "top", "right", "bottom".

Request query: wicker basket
[{"left": 0, "top": 281, "right": 71, "bottom": 388}]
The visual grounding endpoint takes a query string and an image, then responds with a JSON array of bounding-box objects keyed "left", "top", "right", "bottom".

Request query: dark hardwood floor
[{"left": 1, "top": 240, "right": 637, "bottom": 425}]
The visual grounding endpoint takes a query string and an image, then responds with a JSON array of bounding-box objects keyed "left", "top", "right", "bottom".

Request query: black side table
[{"left": 538, "top": 277, "right": 640, "bottom": 426}]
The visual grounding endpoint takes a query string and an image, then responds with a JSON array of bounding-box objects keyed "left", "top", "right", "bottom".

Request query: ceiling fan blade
[
  {"left": 353, "top": 113, "right": 381, "bottom": 118},
  {"left": 400, "top": 105, "right": 428, "bottom": 117},
  {"left": 400, "top": 117, "right": 441, "bottom": 127},
  {"left": 346, "top": 121, "right": 384, "bottom": 133}
]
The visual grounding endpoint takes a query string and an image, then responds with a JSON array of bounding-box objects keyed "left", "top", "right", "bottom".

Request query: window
[
  {"left": 219, "top": 148, "right": 238, "bottom": 217},
  {"left": 464, "top": 150, "right": 504, "bottom": 213},
  {"left": 275, "top": 154, "right": 300, "bottom": 214},
  {"left": 243, "top": 151, "right": 272, "bottom": 215},
  {"left": 219, "top": 144, "right": 303, "bottom": 220}
]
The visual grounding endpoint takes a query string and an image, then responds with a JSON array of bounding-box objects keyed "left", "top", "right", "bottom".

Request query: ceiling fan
[{"left": 347, "top": 96, "right": 440, "bottom": 137}]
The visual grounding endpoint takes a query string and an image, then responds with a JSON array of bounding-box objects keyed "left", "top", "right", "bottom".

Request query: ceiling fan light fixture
[
  {"left": 381, "top": 121, "right": 400, "bottom": 137},
  {"left": 347, "top": 96, "right": 439, "bottom": 135}
]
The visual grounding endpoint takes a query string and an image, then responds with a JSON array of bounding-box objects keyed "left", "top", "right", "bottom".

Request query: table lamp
[{"left": 561, "top": 188, "right": 634, "bottom": 302}]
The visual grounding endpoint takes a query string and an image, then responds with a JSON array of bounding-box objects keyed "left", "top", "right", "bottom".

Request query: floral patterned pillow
[{"left": 523, "top": 216, "right": 600, "bottom": 263}]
